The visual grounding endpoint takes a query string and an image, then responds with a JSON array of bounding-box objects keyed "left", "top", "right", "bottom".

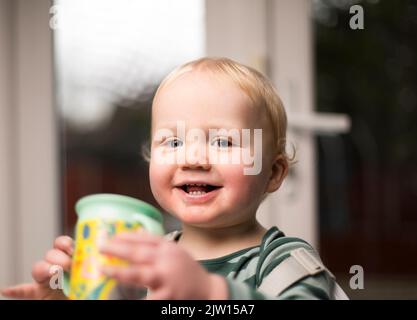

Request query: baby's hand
[
  {"left": 99, "top": 231, "right": 228, "bottom": 300},
  {"left": 1, "top": 236, "right": 73, "bottom": 300}
]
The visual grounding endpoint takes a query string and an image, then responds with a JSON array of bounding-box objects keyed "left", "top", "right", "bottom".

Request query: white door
[
  {"left": 0, "top": 0, "right": 59, "bottom": 290},
  {"left": 206, "top": 0, "right": 350, "bottom": 248}
]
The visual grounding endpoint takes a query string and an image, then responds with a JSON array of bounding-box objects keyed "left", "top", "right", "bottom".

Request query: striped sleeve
[{"left": 225, "top": 236, "right": 335, "bottom": 300}]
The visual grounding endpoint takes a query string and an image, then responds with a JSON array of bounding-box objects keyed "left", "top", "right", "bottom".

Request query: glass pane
[
  {"left": 314, "top": 0, "right": 417, "bottom": 298},
  {"left": 53, "top": 0, "right": 205, "bottom": 235}
]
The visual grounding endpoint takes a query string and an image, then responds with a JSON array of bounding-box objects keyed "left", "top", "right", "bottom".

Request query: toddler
[{"left": 1, "top": 57, "right": 347, "bottom": 300}]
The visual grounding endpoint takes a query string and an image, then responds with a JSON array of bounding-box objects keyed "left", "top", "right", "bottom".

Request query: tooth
[{"left": 189, "top": 191, "right": 206, "bottom": 196}]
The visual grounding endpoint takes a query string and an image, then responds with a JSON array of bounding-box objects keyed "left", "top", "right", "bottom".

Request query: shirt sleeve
[
  {"left": 225, "top": 273, "right": 333, "bottom": 300},
  {"left": 224, "top": 239, "right": 336, "bottom": 300}
]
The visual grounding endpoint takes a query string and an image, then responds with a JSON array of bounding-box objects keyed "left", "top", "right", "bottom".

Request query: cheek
[
  {"left": 149, "top": 162, "right": 173, "bottom": 204},
  {"left": 219, "top": 164, "right": 268, "bottom": 203}
]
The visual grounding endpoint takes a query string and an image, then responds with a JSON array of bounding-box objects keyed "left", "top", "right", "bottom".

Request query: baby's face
[{"left": 149, "top": 70, "right": 274, "bottom": 228}]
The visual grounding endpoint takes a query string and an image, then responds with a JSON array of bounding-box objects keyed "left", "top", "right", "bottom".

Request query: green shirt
[{"left": 168, "top": 226, "right": 335, "bottom": 300}]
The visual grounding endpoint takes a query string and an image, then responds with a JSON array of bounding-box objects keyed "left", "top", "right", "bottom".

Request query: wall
[{"left": 0, "top": 0, "right": 59, "bottom": 290}]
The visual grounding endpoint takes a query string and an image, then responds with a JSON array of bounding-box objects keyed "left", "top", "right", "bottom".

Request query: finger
[
  {"left": 130, "top": 246, "right": 156, "bottom": 264},
  {"left": 101, "top": 265, "right": 159, "bottom": 288},
  {"left": 1, "top": 283, "right": 38, "bottom": 299},
  {"left": 100, "top": 242, "right": 154, "bottom": 264},
  {"left": 32, "top": 260, "right": 53, "bottom": 284},
  {"left": 44, "top": 249, "right": 72, "bottom": 272},
  {"left": 112, "top": 231, "right": 162, "bottom": 245},
  {"left": 146, "top": 288, "right": 172, "bottom": 300},
  {"left": 99, "top": 241, "right": 134, "bottom": 261},
  {"left": 53, "top": 236, "right": 74, "bottom": 256}
]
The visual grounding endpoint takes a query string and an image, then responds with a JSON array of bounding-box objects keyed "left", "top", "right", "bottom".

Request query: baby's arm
[
  {"left": 99, "top": 231, "right": 338, "bottom": 300},
  {"left": 1, "top": 236, "right": 73, "bottom": 300}
]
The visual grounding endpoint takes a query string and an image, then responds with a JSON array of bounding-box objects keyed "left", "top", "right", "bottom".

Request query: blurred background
[{"left": 0, "top": 0, "right": 416, "bottom": 299}]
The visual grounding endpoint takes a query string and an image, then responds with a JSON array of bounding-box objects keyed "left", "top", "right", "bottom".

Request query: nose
[{"left": 180, "top": 142, "right": 211, "bottom": 171}]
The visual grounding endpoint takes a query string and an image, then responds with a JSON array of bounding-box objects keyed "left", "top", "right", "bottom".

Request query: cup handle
[{"left": 132, "top": 213, "right": 165, "bottom": 235}]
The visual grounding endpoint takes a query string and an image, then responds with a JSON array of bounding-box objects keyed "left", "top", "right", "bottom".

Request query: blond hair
[
  {"left": 149, "top": 57, "right": 291, "bottom": 163},
  {"left": 142, "top": 57, "right": 295, "bottom": 164}
]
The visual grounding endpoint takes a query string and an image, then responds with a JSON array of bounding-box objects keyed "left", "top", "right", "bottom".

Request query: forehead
[{"left": 152, "top": 71, "right": 265, "bottom": 130}]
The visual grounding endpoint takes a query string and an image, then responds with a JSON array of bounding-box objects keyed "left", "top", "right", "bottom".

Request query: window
[
  {"left": 314, "top": 0, "right": 417, "bottom": 299},
  {"left": 53, "top": 0, "right": 205, "bottom": 234}
]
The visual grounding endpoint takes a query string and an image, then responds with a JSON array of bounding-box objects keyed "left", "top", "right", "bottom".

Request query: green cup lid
[{"left": 75, "top": 193, "right": 163, "bottom": 224}]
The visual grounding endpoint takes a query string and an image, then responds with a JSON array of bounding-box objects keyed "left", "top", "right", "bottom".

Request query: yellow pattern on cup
[{"left": 68, "top": 218, "right": 142, "bottom": 300}]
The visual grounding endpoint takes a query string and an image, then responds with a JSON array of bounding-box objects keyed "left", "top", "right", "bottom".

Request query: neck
[{"left": 177, "top": 219, "right": 267, "bottom": 260}]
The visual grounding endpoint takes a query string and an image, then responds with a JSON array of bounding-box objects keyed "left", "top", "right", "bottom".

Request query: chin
[{"left": 173, "top": 207, "right": 224, "bottom": 226}]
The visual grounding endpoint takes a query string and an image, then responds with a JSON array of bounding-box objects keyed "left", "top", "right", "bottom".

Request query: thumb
[{"left": 1, "top": 283, "right": 39, "bottom": 299}]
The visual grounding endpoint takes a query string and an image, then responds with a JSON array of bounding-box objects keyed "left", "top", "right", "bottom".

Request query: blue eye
[
  {"left": 166, "top": 138, "right": 183, "bottom": 148},
  {"left": 212, "top": 138, "right": 232, "bottom": 148}
]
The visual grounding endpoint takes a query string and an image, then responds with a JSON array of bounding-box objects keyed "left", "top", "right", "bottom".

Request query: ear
[{"left": 266, "top": 155, "right": 289, "bottom": 193}]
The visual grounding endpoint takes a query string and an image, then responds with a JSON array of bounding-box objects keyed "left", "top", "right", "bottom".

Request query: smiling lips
[
  {"left": 180, "top": 183, "right": 221, "bottom": 195},
  {"left": 175, "top": 183, "right": 222, "bottom": 203}
]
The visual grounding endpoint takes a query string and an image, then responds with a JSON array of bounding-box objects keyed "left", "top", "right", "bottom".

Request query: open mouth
[{"left": 177, "top": 183, "right": 222, "bottom": 196}]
